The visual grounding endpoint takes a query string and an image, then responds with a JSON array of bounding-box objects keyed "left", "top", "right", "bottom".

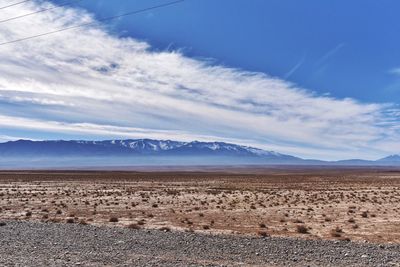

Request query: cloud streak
[
  {"left": 0, "top": 1, "right": 398, "bottom": 160},
  {"left": 390, "top": 68, "right": 400, "bottom": 76},
  {"left": 284, "top": 56, "right": 305, "bottom": 79},
  {"left": 315, "top": 43, "right": 345, "bottom": 67}
]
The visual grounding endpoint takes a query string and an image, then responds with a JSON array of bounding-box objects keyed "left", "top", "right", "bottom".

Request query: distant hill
[{"left": 377, "top": 155, "right": 400, "bottom": 162}]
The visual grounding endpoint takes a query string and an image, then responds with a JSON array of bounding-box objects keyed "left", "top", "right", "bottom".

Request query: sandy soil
[{"left": 0, "top": 168, "right": 399, "bottom": 243}]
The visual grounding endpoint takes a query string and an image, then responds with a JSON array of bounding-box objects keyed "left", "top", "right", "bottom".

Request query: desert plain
[{"left": 0, "top": 167, "right": 399, "bottom": 244}]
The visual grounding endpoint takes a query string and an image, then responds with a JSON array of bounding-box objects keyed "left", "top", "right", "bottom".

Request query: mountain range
[{"left": 0, "top": 139, "right": 398, "bottom": 167}]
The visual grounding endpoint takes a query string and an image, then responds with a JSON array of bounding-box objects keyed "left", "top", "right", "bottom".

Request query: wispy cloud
[
  {"left": 0, "top": 2, "right": 398, "bottom": 160},
  {"left": 315, "top": 43, "right": 345, "bottom": 67},
  {"left": 390, "top": 68, "right": 400, "bottom": 75},
  {"left": 284, "top": 56, "right": 305, "bottom": 79}
]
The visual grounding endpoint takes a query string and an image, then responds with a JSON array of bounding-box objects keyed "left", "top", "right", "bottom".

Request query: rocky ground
[{"left": 0, "top": 221, "right": 399, "bottom": 267}]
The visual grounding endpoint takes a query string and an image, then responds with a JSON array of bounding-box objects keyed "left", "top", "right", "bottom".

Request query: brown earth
[{"left": 0, "top": 168, "right": 399, "bottom": 243}]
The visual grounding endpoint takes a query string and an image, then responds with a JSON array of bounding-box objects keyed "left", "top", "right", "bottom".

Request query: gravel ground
[{"left": 0, "top": 221, "right": 399, "bottom": 267}]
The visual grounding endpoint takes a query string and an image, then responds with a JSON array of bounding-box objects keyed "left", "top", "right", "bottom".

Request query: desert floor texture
[{"left": 0, "top": 167, "right": 399, "bottom": 244}]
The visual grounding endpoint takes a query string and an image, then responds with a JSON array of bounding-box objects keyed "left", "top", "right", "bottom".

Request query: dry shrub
[
  {"left": 259, "top": 223, "right": 267, "bottom": 228},
  {"left": 257, "top": 231, "right": 269, "bottom": 237},
  {"left": 330, "top": 227, "right": 343, "bottom": 237},
  {"left": 127, "top": 223, "right": 141, "bottom": 230},
  {"left": 296, "top": 225, "right": 309, "bottom": 234},
  {"left": 109, "top": 217, "right": 119, "bottom": 223}
]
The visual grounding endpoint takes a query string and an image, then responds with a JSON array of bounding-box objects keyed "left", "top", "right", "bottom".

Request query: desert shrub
[
  {"left": 127, "top": 223, "right": 141, "bottom": 230},
  {"left": 296, "top": 225, "right": 309, "bottom": 234},
  {"left": 257, "top": 231, "right": 269, "bottom": 237},
  {"left": 109, "top": 217, "right": 119, "bottom": 223},
  {"left": 330, "top": 227, "right": 343, "bottom": 237},
  {"left": 259, "top": 223, "right": 267, "bottom": 228}
]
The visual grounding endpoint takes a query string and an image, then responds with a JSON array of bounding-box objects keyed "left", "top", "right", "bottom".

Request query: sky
[{"left": 0, "top": 0, "right": 399, "bottom": 160}]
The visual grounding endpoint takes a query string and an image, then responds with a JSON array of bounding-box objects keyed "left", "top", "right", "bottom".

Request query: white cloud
[{"left": 0, "top": 1, "right": 399, "bottom": 160}]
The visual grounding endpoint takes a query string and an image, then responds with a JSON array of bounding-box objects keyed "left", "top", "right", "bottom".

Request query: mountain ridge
[
  {"left": 0, "top": 139, "right": 299, "bottom": 159},
  {"left": 0, "top": 139, "right": 398, "bottom": 167}
]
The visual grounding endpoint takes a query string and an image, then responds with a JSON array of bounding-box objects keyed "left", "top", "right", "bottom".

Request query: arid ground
[{"left": 1, "top": 167, "right": 400, "bottom": 243}]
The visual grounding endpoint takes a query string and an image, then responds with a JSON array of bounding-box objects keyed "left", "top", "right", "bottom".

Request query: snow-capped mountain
[
  {"left": 0, "top": 139, "right": 299, "bottom": 160},
  {"left": 1, "top": 139, "right": 400, "bottom": 167}
]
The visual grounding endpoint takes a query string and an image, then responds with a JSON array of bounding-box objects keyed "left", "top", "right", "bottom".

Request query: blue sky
[
  {"left": 75, "top": 0, "right": 400, "bottom": 103},
  {"left": 0, "top": 0, "right": 399, "bottom": 160}
]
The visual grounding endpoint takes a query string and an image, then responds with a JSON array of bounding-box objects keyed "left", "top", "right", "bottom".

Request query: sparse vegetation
[{"left": 0, "top": 170, "right": 398, "bottom": 242}]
